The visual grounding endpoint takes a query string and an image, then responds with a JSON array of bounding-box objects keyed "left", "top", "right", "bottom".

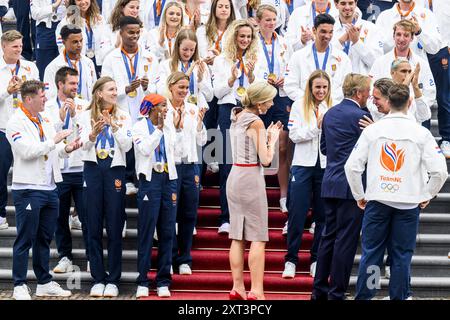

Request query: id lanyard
[
  {"left": 96, "top": 125, "right": 115, "bottom": 150},
  {"left": 180, "top": 61, "right": 195, "bottom": 95},
  {"left": 312, "top": 44, "right": 330, "bottom": 71},
  {"left": 146, "top": 118, "right": 167, "bottom": 163},
  {"left": 260, "top": 33, "right": 276, "bottom": 75},
  {"left": 121, "top": 49, "right": 139, "bottom": 87},
  {"left": 153, "top": 0, "right": 166, "bottom": 26},
  {"left": 56, "top": 98, "right": 71, "bottom": 130},
  {"left": 65, "top": 53, "right": 83, "bottom": 96}
]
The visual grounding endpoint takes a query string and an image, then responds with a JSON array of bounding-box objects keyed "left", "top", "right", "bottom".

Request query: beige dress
[{"left": 226, "top": 108, "right": 269, "bottom": 242}]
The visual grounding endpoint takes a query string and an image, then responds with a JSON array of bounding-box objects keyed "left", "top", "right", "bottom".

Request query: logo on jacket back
[{"left": 380, "top": 142, "right": 405, "bottom": 173}]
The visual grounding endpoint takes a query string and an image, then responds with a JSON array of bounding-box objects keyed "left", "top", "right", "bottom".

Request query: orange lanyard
[
  {"left": 237, "top": 54, "right": 248, "bottom": 76},
  {"left": 315, "top": 1, "right": 331, "bottom": 14},
  {"left": 120, "top": 47, "right": 138, "bottom": 78},
  {"left": 214, "top": 30, "right": 225, "bottom": 52},
  {"left": 64, "top": 49, "right": 79, "bottom": 72},
  {"left": 20, "top": 103, "right": 45, "bottom": 140},
  {"left": 428, "top": 0, "right": 433, "bottom": 10},
  {"left": 396, "top": 2, "right": 415, "bottom": 19},
  {"left": 156, "top": 0, "right": 162, "bottom": 16},
  {"left": 394, "top": 48, "right": 411, "bottom": 60},
  {"left": 167, "top": 32, "right": 176, "bottom": 56}
]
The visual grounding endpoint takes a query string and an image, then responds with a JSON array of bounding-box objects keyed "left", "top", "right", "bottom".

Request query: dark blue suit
[{"left": 311, "top": 99, "right": 370, "bottom": 300}]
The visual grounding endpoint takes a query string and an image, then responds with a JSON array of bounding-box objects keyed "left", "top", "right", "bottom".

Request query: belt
[{"left": 233, "top": 163, "right": 259, "bottom": 167}]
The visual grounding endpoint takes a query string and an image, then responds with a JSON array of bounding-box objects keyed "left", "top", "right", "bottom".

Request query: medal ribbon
[
  {"left": 396, "top": 2, "right": 415, "bottom": 19},
  {"left": 312, "top": 44, "right": 330, "bottom": 71},
  {"left": 312, "top": 1, "right": 331, "bottom": 24},
  {"left": 260, "top": 33, "right": 276, "bottom": 75},
  {"left": 154, "top": 0, "right": 166, "bottom": 25},
  {"left": 146, "top": 118, "right": 167, "bottom": 162},
  {"left": 64, "top": 50, "right": 83, "bottom": 96},
  {"left": 10, "top": 60, "right": 20, "bottom": 104},
  {"left": 343, "top": 18, "right": 356, "bottom": 55},
  {"left": 121, "top": 48, "right": 139, "bottom": 86},
  {"left": 56, "top": 98, "right": 71, "bottom": 130},
  {"left": 85, "top": 21, "right": 94, "bottom": 51},
  {"left": 236, "top": 56, "right": 247, "bottom": 88},
  {"left": 96, "top": 125, "right": 115, "bottom": 150},
  {"left": 214, "top": 30, "right": 225, "bottom": 53},
  {"left": 180, "top": 61, "right": 195, "bottom": 95},
  {"left": 19, "top": 103, "right": 45, "bottom": 142},
  {"left": 285, "top": 0, "right": 294, "bottom": 14}
]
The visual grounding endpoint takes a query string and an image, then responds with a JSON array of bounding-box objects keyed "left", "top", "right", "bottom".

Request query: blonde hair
[
  {"left": 390, "top": 58, "right": 410, "bottom": 72},
  {"left": 166, "top": 71, "right": 190, "bottom": 100},
  {"left": 241, "top": 81, "right": 277, "bottom": 109},
  {"left": 303, "top": 70, "right": 332, "bottom": 124},
  {"left": 342, "top": 73, "right": 371, "bottom": 98},
  {"left": 1, "top": 30, "right": 23, "bottom": 43},
  {"left": 160, "top": 1, "right": 185, "bottom": 33},
  {"left": 205, "top": 0, "right": 236, "bottom": 47},
  {"left": 170, "top": 28, "right": 199, "bottom": 73},
  {"left": 256, "top": 4, "right": 277, "bottom": 20},
  {"left": 87, "top": 77, "right": 119, "bottom": 121},
  {"left": 223, "top": 19, "right": 258, "bottom": 62},
  {"left": 393, "top": 20, "right": 416, "bottom": 36}
]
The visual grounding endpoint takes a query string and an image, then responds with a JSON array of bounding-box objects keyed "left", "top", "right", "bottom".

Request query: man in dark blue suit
[{"left": 311, "top": 73, "right": 372, "bottom": 300}]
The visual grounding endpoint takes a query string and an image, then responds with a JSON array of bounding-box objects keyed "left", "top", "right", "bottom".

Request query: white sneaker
[
  {"left": 193, "top": 227, "right": 197, "bottom": 235},
  {"left": 103, "top": 284, "right": 119, "bottom": 297},
  {"left": 385, "top": 266, "right": 391, "bottom": 279},
  {"left": 207, "top": 161, "right": 219, "bottom": 173},
  {"left": 382, "top": 296, "right": 413, "bottom": 300},
  {"left": 440, "top": 140, "right": 450, "bottom": 158},
  {"left": 218, "top": 222, "right": 230, "bottom": 234},
  {"left": 157, "top": 286, "right": 171, "bottom": 298},
  {"left": 309, "top": 222, "right": 315, "bottom": 234},
  {"left": 36, "top": 281, "right": 71, "bottom": 297},
  {"left": 136, "top": 286, "right": 149, "bottom": 298},
  {"left": 0, "top": 216, "right": 9, "bottom": 230},
  {"left": 279, "top": 197, "right": 288, "bottom": 213},
  {"left": 282, "top": 262, "right": 296, "bottom": 279},
  {"left": 53, "top": 257, "right": 74, "bottom": 273},
  {"left": 282, "top": 221, "right": 288, "bottom": 236},
  {"left": 125, "top": 182, "right": 138, "bottom": 195},
  {"left": 310, "top": 262, "right": 317, "bottom": 277},
  {"left": 122, "top": 220, "right": 127, "bottom": 238},
  {"left": 90, "top": 283, "right": 105, "bottom": 297},
  {"left": 179, "top": 264, "right": 192, "bottom": 275},
  {"left": 13, "top": 284, "right": 32, "bottom": 300},
  {"left": 69, "top": 215, "right": 82, "bottom": 230}
]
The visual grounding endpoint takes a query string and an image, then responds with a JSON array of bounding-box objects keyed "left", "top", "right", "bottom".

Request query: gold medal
[
  {"left": 164, "top": 163, "right": 169, "bottom": 173},
  {"left": 21, "top": 75, "right": 27, "bottom": 82},
  {"left": 13, "top": 98, "right": 19, "bottom": 109},
  {"left": 86, "top": 49, "right": 95, "bottom": 59},
  {"left": 63, "top": 139, "right": 68, "bottom": 144},
  {"left": 128, "top": 90, "right": 137, "bottom": 98},
  {"left": 97, "top": 149, "right": 108, "bottom": 159},
  {"left": 236, "top": 86, "right": 246, "bottom": 97},
  {"left": 268, "top": 73, "right": 277, "bottom": 82},
  {"left": 44, "top": 155, "right": 48, "bottom": 161},
  {"left": 77, "top": 94, "right": 83, "bottom": 99},
  {"left": 187, "top": 95, "right": 197, "bottom": 105}
]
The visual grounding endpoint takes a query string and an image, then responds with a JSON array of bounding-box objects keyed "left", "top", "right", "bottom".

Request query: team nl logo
[{"left": 380, "top": 142, "right": 405, "bottom": 173}]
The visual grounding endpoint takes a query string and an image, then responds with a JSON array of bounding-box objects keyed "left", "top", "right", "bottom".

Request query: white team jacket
[
  {"left": 43, "top": 53, "right": 97, "bottom": 102},
  {"left": 6, "top": 107, "right": 70, "bottom": 185},
  {"left": 345, "top": 113, "right": 448, "bottom": 204},
  {"left": 288, "top": 99, "right": 328, "bottom": 168},
  {"left": 369, "top": 49, "right": 436, "bottom": 113},
  {"left": 0, "top": 58, "right": 40, "bottom": 131},
  {"left": 101, "top": 45, "right": 160, "bottom": 124},
  {"left": 78, "top": 108, "right": 133, "bottom": 166},
  {"left": 143, "top": 28, "right": 177, "bottom": 63},
  {"left": 30, "top": 0, "right": 66, "bottom": 29},
  {"left": 284, "top": 43, "right": 352, "bottom": 103}
]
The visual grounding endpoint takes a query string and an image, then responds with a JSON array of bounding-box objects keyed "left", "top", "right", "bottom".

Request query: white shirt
[
  {"left": 331, "top": 16, "right": 384, "bottom": 75},
  {"left": 375, "top": 3, "right": 442, "bottom": 59},
  {"left": 284, "top": 43, "right": 352, "bottom": 103},
  {"left": 30, "top": 0, "right": 66, "bottom": 29},
  {"left": 43, "top": 52, "right": 97, "bottom": 102},
  {"left": 157, "top": 59, "right": 214, "bottom": 110},
  {"left": 101, "top": 45, "right": 160, "bottom": 124},
  {"left": 420, "top": 0, "right": 450, "bottom": 48},
  {"left": 289, "top": 99, "right": 329, "bottom": 168},
  {"left": 369, "top": 49, "right": 436, "bottom": 115},
  {"left": 345, "top": 113, "right": 448, "bottom": 205},
  {"left": 0, "top": 58, "right": 39, "bottom": 131}
]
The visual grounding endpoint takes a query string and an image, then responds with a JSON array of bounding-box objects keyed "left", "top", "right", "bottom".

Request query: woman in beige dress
[{"left": 227, "top": 81, "right": 283, "bottom": 300}]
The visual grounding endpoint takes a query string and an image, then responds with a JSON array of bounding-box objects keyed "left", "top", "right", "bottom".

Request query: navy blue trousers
[
  {"left": 11, "top": 0, "right": 36, "bottom": 61},
  {"left": 200, "top": 96, "right": 220, "bottom": 184},
  {"left": 172, "top": 164, "right": 200, "bottom": 267},
  {"left": 12, "top": 189, "right": 59, "bottom": 286},
  {"left": 355, "top": 201, "right": 419, "bottom": 300},
  {"left": 35, "top": 22, "right": 59, "bottom": 80},
  {"left": 285, "top": 163, "right": 325, "bottom": 265},
  {"left": 55, "top": 172, "right": 89, "bottom": 261},
  {"left": 311, "top": 198, "right": 363, "bottom": 300},
  {"left": 83, "top": 159, "right": 125, "bottom": 285},
  {"left": 0, "top": 132, "right": 13, "bottom": 218},
  {"left": 428, "top": 47, "right": 450, "bottom": 142},
  {"left": 136, "top": 173, "right": 177, "bottom": 288},
  {"left": 217, "top": 103, "right": 235, "bottom": 225}
]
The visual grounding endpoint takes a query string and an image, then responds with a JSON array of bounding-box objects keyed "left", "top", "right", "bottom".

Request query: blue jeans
[
  {"left": 355, "top": 201, "right": 419, "bottom": 300},
  {"left": 0, "top": 132, "right": 13, "bottom": 218},
  {"left": 173, "top": 164, "right": 200, "bottom": 267},
  {"left": 136, "top": 173, "right": 177, "bottom": 287},
  {"left": 285, "top": 163, "right": 325, "bottom": 265},
  {"left": 55, "top": 172, "right": 89, "bottom": 261},
  {"left": 12, "top": 189, "right": 59, "bottom": 286},
  {"left": 83, "top": 159, "right": 125, "bottom": 285}
]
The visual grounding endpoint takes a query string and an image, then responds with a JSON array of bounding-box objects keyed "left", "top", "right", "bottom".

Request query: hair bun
[{"left": 241, "top": 91, "right": 251, "bottom": 108}]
